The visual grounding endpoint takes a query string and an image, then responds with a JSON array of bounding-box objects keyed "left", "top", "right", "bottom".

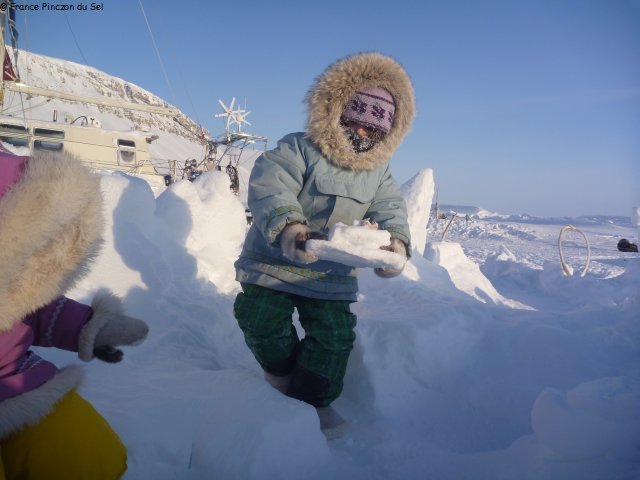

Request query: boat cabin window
[
  {"left": 118, "top": 139, "right": 136, "bottom": 148},
  {"left": 34, "top": 128, "right": 65, "bottom": 138},
  {"left": 34, "top": 128, "right": 64, "bottom": 151},
  {"left": 0, "top": 123, "right": 29, "bottom": 147},
  {"left": 0, "top": 123, "right": 28, "bottom": 134},
  {"left": 117, "top": 139, "right": 136, "bottom": 165}
]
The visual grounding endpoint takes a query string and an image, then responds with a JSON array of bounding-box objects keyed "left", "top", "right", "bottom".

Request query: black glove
[{"left": 93, "top": 345, "right": 124, "bottom": 363}]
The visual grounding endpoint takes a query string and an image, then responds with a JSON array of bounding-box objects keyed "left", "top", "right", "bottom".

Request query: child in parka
[
  {"left": 234, "top": 52, "right": 415, "bottom": 431},
  {"left": 0, "top": 147, "right": 148, "bottom": 479}
]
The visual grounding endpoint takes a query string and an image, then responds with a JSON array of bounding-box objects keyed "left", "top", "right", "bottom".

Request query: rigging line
[
  {"left": 17, "top": 81, "right": 27, "bottom": 125},
  {"left": 7, "top": 5, "right": 20, "bottom": 79},
  {"left": 63, "top": 12, "right": 90, "bottom": 66},
  {"left": 175, "top": 62, "right": 202, "bottom": 128},
  {"left": 5, "top": 6, "right": 28, "bottom": 121},
  {"left": 2, "top": 98, "right": 50, "bottom": 116},
  {"left": 238, "top": 150, "right": 257, "bottom": 167},
  {"left": 138, "top": 0, "right": 178, "bottom": 107},
  {"left": 238, "top": 156, "right": 253, "bottom": 166}
]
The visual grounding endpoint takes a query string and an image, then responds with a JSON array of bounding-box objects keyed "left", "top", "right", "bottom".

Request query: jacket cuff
[
  {"left": 24, "top": 297, "right": 94, "bottom": 351},
  {"left": 265, "top": 206, "right": 306, "bottom": 245}
]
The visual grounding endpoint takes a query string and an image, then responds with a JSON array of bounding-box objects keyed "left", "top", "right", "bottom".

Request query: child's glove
[
  {"left": 79, "top": 290, "right": 149, "bottom": 363},
  {"left": 374, "top": 238, "right": 408, "bottom": 278},
  {"left": 280, "top": 221, "right": 319, "bottom": 264}
]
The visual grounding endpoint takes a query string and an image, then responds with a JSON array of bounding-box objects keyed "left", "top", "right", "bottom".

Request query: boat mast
[
  {"left": 0, "top": 5, "right": 6, "bottom": 109},
  {"left": 4, "top": 82, "right": 180, "bottom": 116}
]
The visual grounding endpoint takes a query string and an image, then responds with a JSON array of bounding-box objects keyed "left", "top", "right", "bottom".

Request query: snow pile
[
  {"left": 424, "top": 241, "right": 534, "bottom": 309},
  {"left": 306, "top": 221, "right": 406, "bottom": 269},
  {"left": 532, "top": 376, "right": 640, "bottom": 461},
  {"left": 41, "top": 170, "right": 640, "bottom": 480},
  {"left": 156, "top": 172, "right": 247, "bottom": 294}
]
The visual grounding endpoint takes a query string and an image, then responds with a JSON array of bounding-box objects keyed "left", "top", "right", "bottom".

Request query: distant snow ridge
[
  {"left": 439, "top": 204, "right": 500, "bottom": 219},
  {"left": 429, "top": 216, "right": 538, "bottom": 243}
]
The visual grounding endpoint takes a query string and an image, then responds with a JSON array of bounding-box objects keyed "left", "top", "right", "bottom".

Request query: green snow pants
[{"left": 234, "top": 283, "right": 357, "bottom": 407}]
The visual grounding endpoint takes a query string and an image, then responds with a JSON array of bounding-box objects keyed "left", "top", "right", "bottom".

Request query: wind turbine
[
  {"left": 215, "top": 98, "right": 237, "bottom": 132},
  {"left": 235, "top": 109, "right": 252, "bottom": 132}
]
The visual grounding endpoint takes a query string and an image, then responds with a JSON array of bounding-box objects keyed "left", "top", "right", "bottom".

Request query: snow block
[
  {"left": 306, "top": 222, "right": 406, "bottom": 269},
  {"left": 400, "top": 169, "right": 435, "bottom": 256}
]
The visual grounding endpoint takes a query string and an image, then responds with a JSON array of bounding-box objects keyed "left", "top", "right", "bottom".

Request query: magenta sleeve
[{"left": 24, "top": 297, "right": 94, "bottom": 352}]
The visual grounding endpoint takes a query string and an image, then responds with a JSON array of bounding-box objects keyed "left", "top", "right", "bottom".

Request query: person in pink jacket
[{"left": 0, "top": 146, "right": 148, "bottom": 480}]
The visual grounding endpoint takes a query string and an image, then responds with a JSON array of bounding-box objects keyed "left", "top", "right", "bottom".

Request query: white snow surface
[
  {"left": 34, "top": 168, "right": 640, "bottom": 480},
  {"left": 12, "top": 47, "right": 638, "bottom": 478}
]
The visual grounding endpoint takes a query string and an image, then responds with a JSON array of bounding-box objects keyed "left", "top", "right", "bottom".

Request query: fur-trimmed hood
[
  {"left": 305, "top": 52, "right": 416, "bottom": 171},
  {"left": 0, "top": 150, "right": 103, "bottom": 332}
]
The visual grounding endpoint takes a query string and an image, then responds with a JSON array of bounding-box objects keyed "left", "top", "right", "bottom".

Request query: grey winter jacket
[{"left": 235, "top": 52, "right": 416, "bottom": 301}]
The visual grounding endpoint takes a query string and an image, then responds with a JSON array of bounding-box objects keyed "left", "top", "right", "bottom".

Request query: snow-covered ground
[
  {"left": 9, "top": 43, "right": 637, "bottom": 479},
  {"left": 37, "top": 167, "right": 639, "bottom": 480}
]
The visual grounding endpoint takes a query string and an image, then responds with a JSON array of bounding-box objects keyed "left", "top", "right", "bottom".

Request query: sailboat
[
  {"left": 0, "top": 3, "right": 268, "bottom": 197},
  {"left": 0, "top": 3, "right": 182, "bottom": 189}
]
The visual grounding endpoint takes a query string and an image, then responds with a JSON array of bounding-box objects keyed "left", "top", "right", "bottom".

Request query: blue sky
[{"left": 11, "top": 0, "right": 640, "bottom": 217}]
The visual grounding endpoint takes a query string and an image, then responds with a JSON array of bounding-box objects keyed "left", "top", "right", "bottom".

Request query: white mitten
[
  {"left": 280, "top": 222, "right": 319, "bottom": 264},
  {"left": 374, "top": 238, "right": 408, "bottom": 278},
  {"left": 79, "top": 289, "right": 149, "bottom": 363}
]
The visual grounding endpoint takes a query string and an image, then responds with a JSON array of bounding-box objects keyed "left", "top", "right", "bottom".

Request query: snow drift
[{"left": 36, "top": 168, "right": 639, "bottom": 480}]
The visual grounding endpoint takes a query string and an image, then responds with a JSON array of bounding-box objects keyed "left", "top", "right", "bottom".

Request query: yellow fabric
[
  {"left": 0, "top": 447, "right": 6, "bottom": 480},
  {"left": 0, "top": 390, "right": 127, "bottom": 480}
]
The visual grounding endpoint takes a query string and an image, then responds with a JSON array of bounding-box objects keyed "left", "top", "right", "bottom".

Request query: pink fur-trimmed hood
[{"left": 0, "top": 149, "right": 103, "bottom": 331}]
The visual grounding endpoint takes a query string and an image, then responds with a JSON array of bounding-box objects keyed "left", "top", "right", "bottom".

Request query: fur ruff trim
[
  {"left": 0, "top": 365, "right": 83, "bottom": 439},
  {"left": 0, "top": 150, "right": 104, "bottom": 332},
  {"left": 305, "top": 52, "right": 416, "bottom": 171}
]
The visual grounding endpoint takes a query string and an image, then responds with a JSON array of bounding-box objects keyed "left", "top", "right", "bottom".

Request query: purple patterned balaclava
[{"left": 341, "top": 86, "right": 395, "bottom": 134}]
